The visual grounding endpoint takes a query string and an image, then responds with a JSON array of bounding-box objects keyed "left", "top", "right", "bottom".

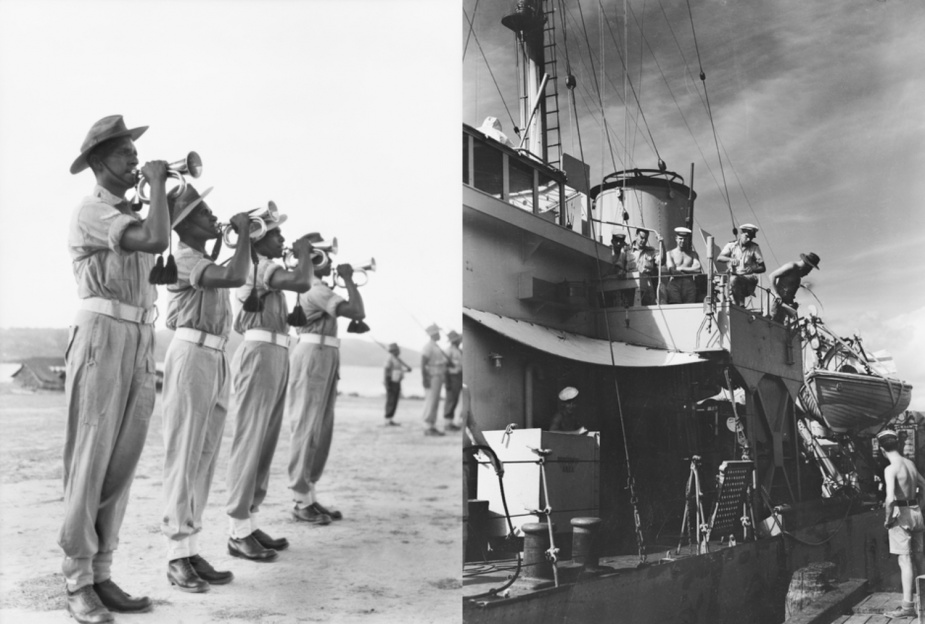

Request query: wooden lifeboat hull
[{"left": 798, "top": 370, "right": 912, "bottom": 432}]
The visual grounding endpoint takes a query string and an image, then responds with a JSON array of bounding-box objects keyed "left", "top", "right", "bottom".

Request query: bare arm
[
  {"left": 333, "top": 265, "right": 365, "bottom": 320},
  {"left": 120, "top": 161, "right": 170, "bottom": 253},
  {"left": 199, "top": 212, "right": 252, "bottom": 288},
  {"left": 885, "top": 464, "right": 897, "bottom": 527},
  {"left": 268, "top": 237, "right": 314, "bottom": 293}
]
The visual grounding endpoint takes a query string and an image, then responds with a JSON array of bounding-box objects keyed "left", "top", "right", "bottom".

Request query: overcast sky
[
  {"left": 0, "top": 0, "right": 458, "bottom": 353},
  {"left": 464, "top": 0, "right": 925, "bottom": 409}
]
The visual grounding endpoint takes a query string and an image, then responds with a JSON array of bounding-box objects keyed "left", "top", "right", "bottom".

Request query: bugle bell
[
  {"left": 334, "top": 257, "right": 376, "bottom": 288},
  {"left": 283, "top": 237, "right": 338, "bottom": 270},
  {"left": 220, "top": 217, "right": 269, "bottom": 248},
  {"left": 134, "top": 151, "right": 203, "bottom": 204}
]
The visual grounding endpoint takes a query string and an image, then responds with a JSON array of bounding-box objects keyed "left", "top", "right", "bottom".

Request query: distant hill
[{"left": 0, "top": 328, "right": 420, "bottom": 368}]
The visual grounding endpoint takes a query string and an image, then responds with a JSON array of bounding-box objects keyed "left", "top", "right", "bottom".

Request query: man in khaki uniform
[
  {"left": 160, "top": 186, "right": 253, "bottom": 592},
  {"left": 421, "top": 324, "right": 449, "bottom": 436},
  {"left": 443, "top": 330, "right": 463, "bottom": 431},
  {"left": 62, "top": 115, "right": 168, "bottom": 623}
]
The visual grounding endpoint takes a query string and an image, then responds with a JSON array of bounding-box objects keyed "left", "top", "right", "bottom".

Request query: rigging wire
[
  {"left": 463, "top": 6, "right": 517, "bottom": 132},
  {"left": 462, "top": 0, "right": 481, "bottom": 61},
  {"left": 684, "top": 0, "right": 736, "bottom": 233}
]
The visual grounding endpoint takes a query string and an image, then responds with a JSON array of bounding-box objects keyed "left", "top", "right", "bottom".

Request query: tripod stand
[{"left": 675, "top": 455, "right": 708, "bottom": 556}]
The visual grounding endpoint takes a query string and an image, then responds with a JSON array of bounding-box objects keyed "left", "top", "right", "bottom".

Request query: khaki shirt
[
  {"left": 720, "top": 240, "right": 764, "bottom": 275},
  {"left": 232, "top": 254, "right": 289, "bottom": 334},
  {"left": 165, "top": 242, "right": 232, "bottom": 337},
  {"left": 422, "top": 340, "right": 448, "bottom": 376},
  {"left": 294, "top": 277, "right": 344, "bottom": 337},
  {"left": 68, "top": 184, "right": 157, "bottom": 307},
  {"left": 446, "top": 343, "right": 463, "bottom": 375}
]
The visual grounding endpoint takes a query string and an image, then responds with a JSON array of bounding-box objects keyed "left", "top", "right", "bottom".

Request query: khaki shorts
[{"left": 889, "top": 506, "right": 925, "bottom": 555}]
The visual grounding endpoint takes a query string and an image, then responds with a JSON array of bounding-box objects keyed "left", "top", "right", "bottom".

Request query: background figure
[
  {"left": 384, "top": 342, "right": 411, "bottom": 426},
  {"left": 287, "top": 235, "right": 365, "bottom": 526},
  {"left": 717, "top": 224, "right": 766, "bottom": 306},
  {"left": 443, "top": 330, "right": 463, "bottom": 431},
  {"left": 421, "top": 323, "right": 448, "bottom": 436},
  {"left": 610, "top": 232, "right": 634, "bottom": 307},
  {"left": 61, "top": 115, "right": 168, "bottom": 623},
  {"left": 879, "top": 429, "right": 925, "bottom": 618},
  {"left": 629, "top": 229, "right": 661, "bottom": 306},
  {"left": 768, "top": 252, "right": 819, "bottom": 323},
  {"left": 549, "top": 386, "right": 587, "bottom": 434}
]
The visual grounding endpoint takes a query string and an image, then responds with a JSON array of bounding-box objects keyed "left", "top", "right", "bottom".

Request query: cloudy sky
[
  {"left": 0, "top": 0, "right": 458, "bottom": 353},
  {"left": 464, "top": 0, "right": 925, "bottom": 409}
]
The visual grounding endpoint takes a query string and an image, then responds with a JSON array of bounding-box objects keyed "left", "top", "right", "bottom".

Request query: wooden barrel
[{"left": 785, "top": 561, "right": 837, "bottom": 619}]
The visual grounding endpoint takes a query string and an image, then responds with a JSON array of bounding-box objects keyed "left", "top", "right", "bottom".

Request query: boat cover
[{"left": 464, "top": 307, "right": 704, "bottom": 367}]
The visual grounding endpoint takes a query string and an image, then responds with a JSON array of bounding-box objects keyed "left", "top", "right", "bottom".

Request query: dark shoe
[
  {"left": 313, "top": 501, "right": 343, "bottom": 521},
  {"left": 445, "top": 423, "right": 462, "bottom": 431},
  {"left": 66, "top": 585, "right": 113, "bottom": 624},
  {"left": 93, "top": 578, "right": 151, "bottom": 613},
  {"left": 385, "top": 420, "right": 401, "bottom": 426},
  {"left": 424, "top": 427, "right": 445, "bottom": 437},
  {"left": 189, "top": 554, "right": 234, "bottom": 585},
  {"left": 292, "top": 503, "right": 332, "bottom": 525},
  {"left": 227, "top": 534, "right": 278, "bottom": 562},
  {"left": 252, "top": 528, "right": 289, "bottom": 551},
  {"left": 167, "top": 557, "right": 210, "bottom": 593},
  {"left": 884, "top": 604, "right": 916, "bottom": 618}
]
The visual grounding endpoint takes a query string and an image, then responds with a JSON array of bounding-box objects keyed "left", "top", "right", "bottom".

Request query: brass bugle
[
  {"left": 334, "top": 257, "right": 376, "bottom": 288},
  {"left": 134, "top": 151, "right": 203, "bottom": 204},
  {"left": 283, "top": 237, "right": 338, "bottom": 270},
  {"left": 220, "top": 217, "right": 268, "bottom": 248}
]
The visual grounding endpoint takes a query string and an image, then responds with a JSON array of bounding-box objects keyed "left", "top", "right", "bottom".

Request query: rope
[{"left": 462, "top": 7, "right": 517, "bottom": 131}]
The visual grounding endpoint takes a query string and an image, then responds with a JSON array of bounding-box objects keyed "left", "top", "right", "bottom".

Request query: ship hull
[{"left": 799, "top": 370, "right": 912, "bottom": 432}]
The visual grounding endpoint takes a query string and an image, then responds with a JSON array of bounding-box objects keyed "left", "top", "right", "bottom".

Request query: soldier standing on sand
[
  {"left": 421, "top": 324, "right": 448, "bottom": 436},
  {"left": 383, "top": 343, "right": 411, "bottom": 426},
  {"left": 879, "top": 428, "right": 925, "bottom": 619}
]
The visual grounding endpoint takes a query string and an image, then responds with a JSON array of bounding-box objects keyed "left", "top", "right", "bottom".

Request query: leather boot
[
  {"left": 167, "top": 557, "right": 210, "bottom": 593},
  {"left": 227, "top": 534, "right": 278, "bottom": 562},
  {"left": 292, "top": 503, "right": 332, "bottom": 525},
  {"left": 251, "top": 528, "right": 289, "bottom": 551},
  {"left": 66, "top": 585, "right": 114, "bottom": 624},
  {"left": 93, "top": 578, "right": 151, "bottom": 613},
  {"left": 189, "top": 554, "right": 234, "bottom": 585},
  {"left": 313, "top": 501, "right": 343, "bottom": 521}
]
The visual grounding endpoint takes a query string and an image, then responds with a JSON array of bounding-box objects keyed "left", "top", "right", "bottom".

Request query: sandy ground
[{"left": 0, "top": 383, "right": 461, "bottom": 624}]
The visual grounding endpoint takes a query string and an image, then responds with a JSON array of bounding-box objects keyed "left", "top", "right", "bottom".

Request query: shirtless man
[
  {"left": 767, "top": 253, "right": 819, "bottom": 323},
  {"left": 879, "top": 428, "right": 925, "bottom": 618},
  {"left": 663, "top": 227, "right": 702, "bottom": 304}
]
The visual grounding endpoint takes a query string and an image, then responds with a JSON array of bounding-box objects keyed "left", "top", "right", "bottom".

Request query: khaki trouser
[
  {"left": 286, "top": 342, "right": 339, "bottom": 505},
  {"left": 60, "top": 311, "right": 156, "bottom": 591},
  {"left": 421, "top": 368, "right": 445, "bottom": 428},
  {"left": 225, "top": 341, "right": 288, "bottom": 526},
  {"left": 161, "top": 339, "right": 229, "bottom": 560}
]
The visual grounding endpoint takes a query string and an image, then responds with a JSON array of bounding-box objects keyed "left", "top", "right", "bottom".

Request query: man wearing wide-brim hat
[
  {"left": 767, "top": 252, "right": 820, "bottom": 324},
  {"left": 224, "top": 204, "right": 315, "bottom": 561},
  {"left": 286, "top": 231, "right": 366, "bottom": 526},
  {"left": 159, "top": 187, "right": 256, "bottom": 592},
  {"left": 717, "top": 223, "right": 766, "bottom": 307},
  {"left": 421, "top": 323, "right": 449, "bottom": 436},
  {"left": 60, "top": 115, "right": 170, "bottom": 623}
]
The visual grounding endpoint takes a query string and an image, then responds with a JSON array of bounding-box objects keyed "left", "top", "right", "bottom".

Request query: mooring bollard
[
  {"left": 522, "top": 522, "right": 556, "bottom": 580},
  {"left": 570, "top": 517, "right": 602, "bottom": 570}
]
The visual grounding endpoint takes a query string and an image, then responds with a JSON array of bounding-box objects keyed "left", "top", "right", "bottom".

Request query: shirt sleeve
[
  {"left": 187, "top": 256, "right": 214, "bottom": 289},
  {"left": 258, "top": 258, "right": 283, "bottom": 291},
  {"left": 303, "top": 284, "right": 345, "bottom": 318},
  {"left": 73, "top": 202, "right": 138, "bottom": 258}
]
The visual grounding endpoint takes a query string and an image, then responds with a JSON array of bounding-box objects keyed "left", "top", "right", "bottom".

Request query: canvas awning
[{"left": 464, "top": 307, "right": 704, "bottom": 367}]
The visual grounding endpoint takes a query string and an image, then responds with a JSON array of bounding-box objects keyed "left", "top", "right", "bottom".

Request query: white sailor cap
[
  {"left": 558, "top": 386, "right": 579, "bottom": 401},
  {"left": 674, "top": 227, "right": 692, "bottom": 236},
  {"left": 739, "top": 223, "right": 759, "bottom": 233},
  {"left": 877, "top": 429, "right": 898, "bottom": 441}
]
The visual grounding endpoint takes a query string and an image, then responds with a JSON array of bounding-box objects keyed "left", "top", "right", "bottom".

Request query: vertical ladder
[{"left": 542, "top": 0, "right": 562, "bottom": 169}]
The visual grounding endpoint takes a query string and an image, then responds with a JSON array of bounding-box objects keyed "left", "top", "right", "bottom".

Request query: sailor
[
  {"left": 878, "top": 428, "right": 925, "bottom": 619},
  {"left": 224, "top": 204, "right": 314, "bottom": 562},
  {"left": 421, "top": 323, "right": 449, "bottom": 436},
  {"left": 286, "top": 233, "right": 365, "bottom": 526},
  {"left": 550, "top": 386, "right": 587, "bottom": 434},
  {"left": 664, "top": 227, "right": 702, "bottom": 304},
  {"left": 717, "top": 224, "right": 766, "bottom": 307},
  {"left": 628, "top": 228, "right": 661, "bottom": 306},
  {"left": 610, "top": 232, "right": 634, "bottom": 307},
  {"left": 476, "top": 116, "right": 515, "bottom": 147},
  {"left": 443, "top": 330, "right": 464, "bottom": 431},
  {"left": 61, "top": 115, "right": 167, "bottom": 623},
  {"left": 767, "top": 252, "right": 819, "bottom": 323},
  {"left": 159, "top": 187, "right": 253, "bottom": 593},
  {"left": 383, "top": 343, "right": 411, "bottom": 426}
]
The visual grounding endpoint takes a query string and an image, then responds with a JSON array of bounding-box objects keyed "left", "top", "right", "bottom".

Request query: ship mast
[{"left": 502, "top": 0, "right": 548, "bottom": 163}]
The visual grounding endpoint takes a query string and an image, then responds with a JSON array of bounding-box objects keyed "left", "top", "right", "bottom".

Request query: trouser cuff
[
  {"left": 166, "top": 537, "right": 192, "bottom": 561},
  {"left": 229, "top": 517, "right": 253, "bottom": 539}
]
